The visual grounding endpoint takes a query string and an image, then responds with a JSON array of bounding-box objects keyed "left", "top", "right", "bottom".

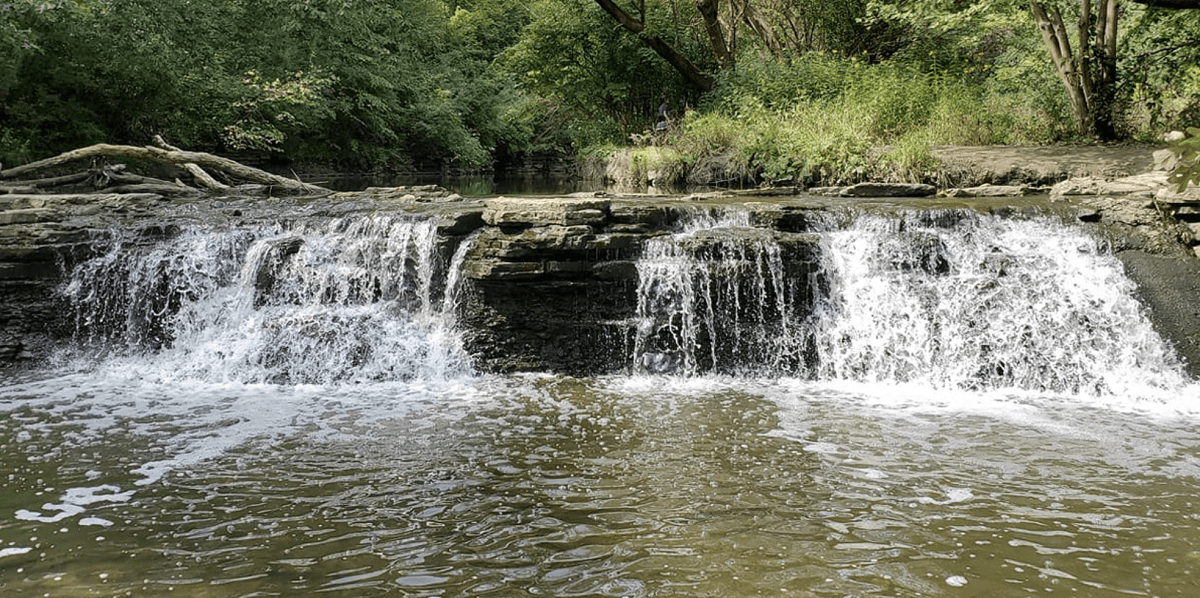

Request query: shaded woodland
[{"left": 3, "top": 0, "right": 1200, "bottom": 177}]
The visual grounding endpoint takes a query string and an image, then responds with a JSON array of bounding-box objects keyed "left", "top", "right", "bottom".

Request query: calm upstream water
[{"left": 3, "top": 205, "right": 1200, "bottom": 597}]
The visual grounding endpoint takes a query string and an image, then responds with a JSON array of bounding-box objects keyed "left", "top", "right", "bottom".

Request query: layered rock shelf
[{"left": 4, "top": 170, "right": 1200, "bottom": 375}]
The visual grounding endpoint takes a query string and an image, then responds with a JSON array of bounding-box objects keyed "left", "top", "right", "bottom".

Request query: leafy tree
[
  {"left": 865, "top": 0, "right": 1200, "bottom": 140},
  {"left": 502, "top": 0, "right": 701, "bottom": 142}
]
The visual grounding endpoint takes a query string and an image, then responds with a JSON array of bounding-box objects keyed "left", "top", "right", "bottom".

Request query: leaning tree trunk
[
  {"left": 1030, "top": 0, "right": 1119, "bottom": 141},
  {"left": 591, "top": 0, "right": 715, "bottom": 92}
]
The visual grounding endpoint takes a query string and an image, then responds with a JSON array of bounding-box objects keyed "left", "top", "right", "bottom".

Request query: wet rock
[
  {"left": 1153, "top": 148, "right": 1178, "bottom": 171},
  {"left": 841, "top": 183, "right": 936, "bottom": 197},
  {"left": 0, "top": 208, "right": 61, "bottom": 225},
  {"left": 1075, "top": 208, "right": 1102, "bottom": 223},
  {"left": 1117, "top": 250, "right": 1200, "bottom": 378},
  {"left": 609, "top": 202, "right": 683, "bottom": 228},
  {"left": 251, "top": 236, "right": 305, "bottom": 305},
  {"left": 1156, "top": 184, "right": 1200, "bottom": 205},
  {"left": 1074, "top": 196, "right": 1160, "bottom": 226},
  {"left": 433, "top": 208, "right": 485, "bottom": 235},
  {"left": 483, "top": 197, "right": 610, "bottom": 228},
  {"left": 807, "top": 186, "right": 847, "bottom": 196}
]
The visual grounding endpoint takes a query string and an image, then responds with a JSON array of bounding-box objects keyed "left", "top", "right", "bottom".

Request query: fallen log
[
  {"left": 103, "top": 183, "right": 202, "bottom": 197},
  {"left": 98, "top": 169, "right": 182, "bottom": 188},
  {"left": 0, "top": 143, "right": 328, "bottom": 196},
  {"left": 152, "top": 135, "right": 230, "bottom": 190},
  {"left": 1, "top": 171, "right": 91, "bottom": 189}
]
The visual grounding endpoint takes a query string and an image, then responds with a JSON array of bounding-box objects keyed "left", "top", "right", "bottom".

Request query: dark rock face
[
  {"left": 0, "top": 199, "right": 100, "bottom": 360},
  {"left": 459, "top": 198, "right": 655, "bottom": 374},
  {"left": 1116, "top": 251, "right": 1200, "bottom": 378}
]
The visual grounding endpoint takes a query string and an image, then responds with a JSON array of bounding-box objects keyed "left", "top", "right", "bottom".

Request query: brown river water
[{"left": 2, "top": 203, "right": 1198, "bottom": 597}]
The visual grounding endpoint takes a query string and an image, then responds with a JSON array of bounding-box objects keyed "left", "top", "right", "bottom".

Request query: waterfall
[
  {"left": 633, "top": 209, "right": 818, "bottom": 375},
  {"left": 633, "top": 208, "right": 1189, "bottom": 396},
  {"left": 814, "top": 211, "right": 1186, "bottom": 395},
  {"left": 57, "top": 215, "right": 474, "bottom": 384}
]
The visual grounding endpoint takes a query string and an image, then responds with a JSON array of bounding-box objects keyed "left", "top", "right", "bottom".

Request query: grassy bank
[{"left": 592, "top": 54, "right": 1078, "bottom": 188}]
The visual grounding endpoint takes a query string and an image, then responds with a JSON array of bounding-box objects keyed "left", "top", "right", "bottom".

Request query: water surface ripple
[{"left": 3, "top": 373, "right": 1199, "bottom": 597}]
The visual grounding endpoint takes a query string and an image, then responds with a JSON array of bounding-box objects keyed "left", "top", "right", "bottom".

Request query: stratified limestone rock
[
  {"left": 0, "top": 208, "right": 62, "bottom": 225},
  {"left": 5, "top": 178, "right": 1200, "bottom": 375},
  {"left": 1155, "top": 184, "right": 1200, "bottom": 205},
  {"left": 460, "top": 227, "right": 642, "bottom": 373},
  {"left": 806, "top": 186, "right": 846, "bottom": 197},
  {"left": 483, "top": 197, "right": 611, "bottom": 227},
  {"left": 1049, "top": 173, "right": 1167, "bottom": 200},
  {"left": 943, "top": 184, "right": 1035, "bottom": 198}
]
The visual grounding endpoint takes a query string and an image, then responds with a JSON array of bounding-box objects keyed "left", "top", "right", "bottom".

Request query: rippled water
[{"left": 3, "top": 370, "right": 1200, "bottom": 597}]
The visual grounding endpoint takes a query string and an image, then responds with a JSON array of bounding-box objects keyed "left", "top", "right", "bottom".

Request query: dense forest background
[{"left": 2, "top": 0, "right": 1199, "bottom": 180}]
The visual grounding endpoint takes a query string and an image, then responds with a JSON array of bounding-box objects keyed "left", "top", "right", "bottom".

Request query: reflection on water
[{"left": 3, "top": 372, "right": 1200, "bottom": 597}]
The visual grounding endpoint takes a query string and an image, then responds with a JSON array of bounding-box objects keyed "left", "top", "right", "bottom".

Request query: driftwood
[
  {"left": 152, "top": 135, "right": 230, "bottom": 190},
  {"left": 0, "top": 141, "right": 328, "bottom": 197}
]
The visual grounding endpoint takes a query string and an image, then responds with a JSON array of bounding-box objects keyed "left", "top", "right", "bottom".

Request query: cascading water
[
  {"left": 814, "top": 211, "right": 1187, "bottom": 395},
  {"left": 633, "top": 209, "right": 819, "bottom": 375},
  {"left": 56, "top": 214, "right": 473, "bottom": 384},
  {"left": 633, "top": 207, "right": 1189, "bottom": 397}
]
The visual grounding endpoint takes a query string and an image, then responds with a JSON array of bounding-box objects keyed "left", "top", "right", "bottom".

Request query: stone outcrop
[
  {"left": 808, "top": 183, "right": 936, "bottom": 197},
  {"left": 4, "top": 173, "right": 1200, "bottom": 375},
  {"left": 943, "top": 184, "right": 1041, "bottom": 198}
]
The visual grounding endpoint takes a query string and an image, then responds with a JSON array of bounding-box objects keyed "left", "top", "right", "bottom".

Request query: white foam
[
  {"left": 14, "top": 485, "right": 133, "bottom": 523},
  {"left": 814, "top": 214, "right": 1190, "bottom": 397},
  {"left": 945, "top": 575, "right": 968, "bottom": 587}
]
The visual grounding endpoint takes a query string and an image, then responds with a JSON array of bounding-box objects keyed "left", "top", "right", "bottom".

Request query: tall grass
[{"left": 641, "top": 54, "right": 1074, "bottom": 186}]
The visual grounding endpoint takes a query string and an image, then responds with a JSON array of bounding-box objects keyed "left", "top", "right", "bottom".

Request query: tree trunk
[
  {"left": 696, "top": 0, "right": 735, "bottom": 69},
  {"left": 1029, "top": 1, "right": 1119, "bottom": 140},
  {"left": 153, "top": 135, "right": 230, "bottom": 190},
  {"left": 592, "top": 0, "right": 715, "bottom": 91}
]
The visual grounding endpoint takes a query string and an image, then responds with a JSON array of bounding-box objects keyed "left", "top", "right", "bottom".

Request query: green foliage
[
  {"left": 0, "top": 0, "right": 538, "bottom": 171},
  {"left": 1121, "top": 7, "right": 1200, "bottom": 138},
  {"left": 1167, "top": 128, "right": 1200, "bottom": 194},
  {"left": 675, "top": 53, "right": 1073, "bottom": 185},
  {"left": 5, "top": 0, "right": 1198, "bottom": 174},
  {"left": 499, "top": 0, "right": 708, "bottom": 148},
  {"left": 223, "top": 70, "right": 334, "bottom": 152}
]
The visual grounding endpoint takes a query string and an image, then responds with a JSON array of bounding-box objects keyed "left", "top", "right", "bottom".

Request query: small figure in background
[{"left": 656, "top": 97, "right": 671, "bottom": 132}]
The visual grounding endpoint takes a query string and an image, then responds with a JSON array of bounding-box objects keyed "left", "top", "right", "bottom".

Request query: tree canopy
[{"left": 2, "top": 0, "right": 1199, "bottom": 171}]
